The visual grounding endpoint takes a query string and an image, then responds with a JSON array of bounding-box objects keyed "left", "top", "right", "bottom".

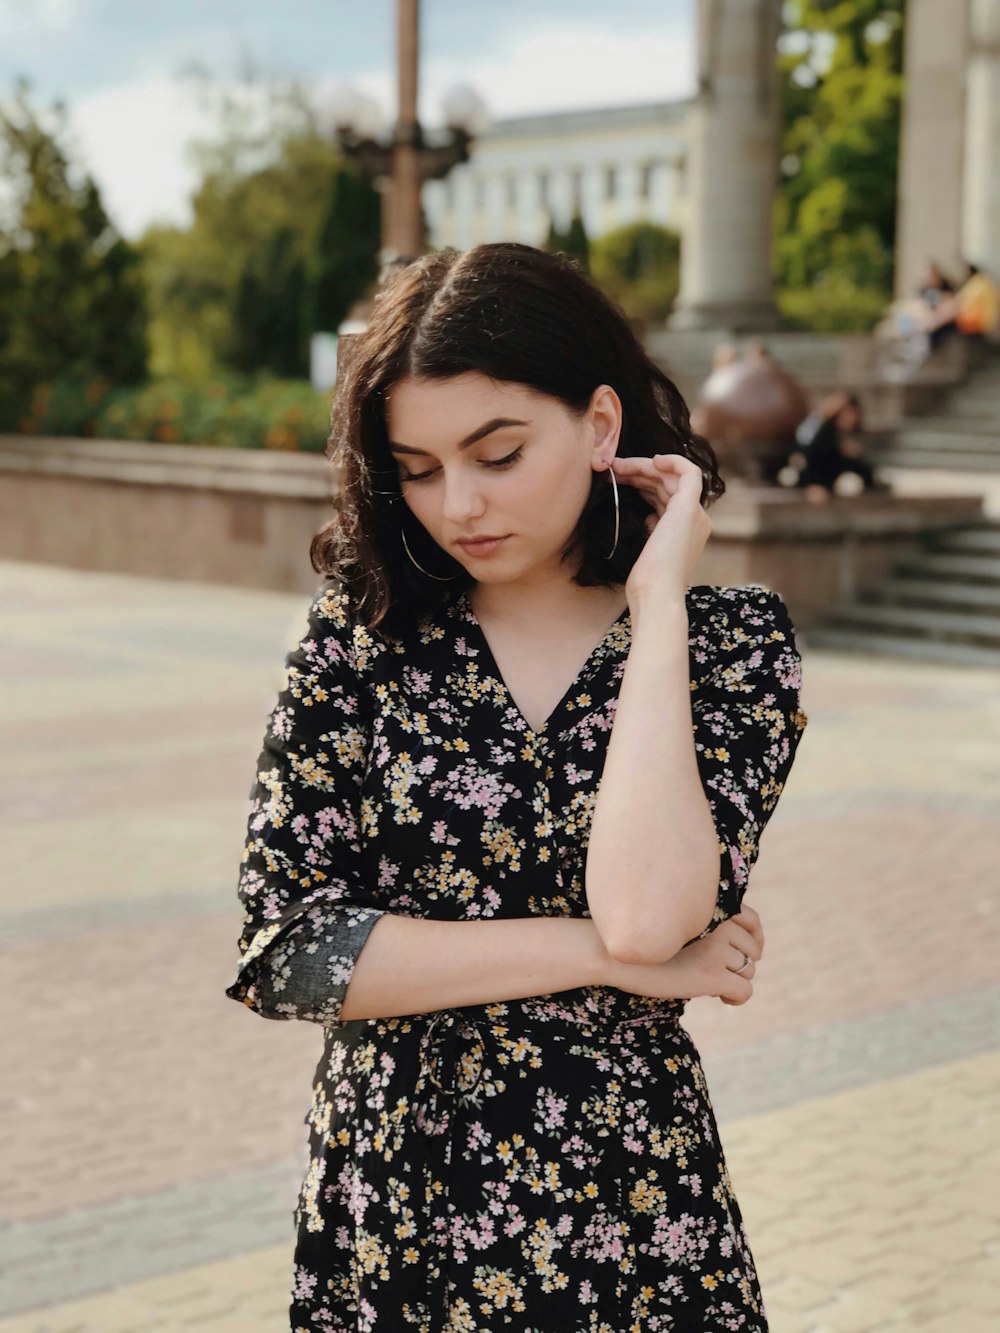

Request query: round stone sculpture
[{"left": 691, "top": 344, "right": 811, "bottom": 483}]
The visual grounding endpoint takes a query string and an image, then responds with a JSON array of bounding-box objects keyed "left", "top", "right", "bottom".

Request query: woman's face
[{"left": 384, "top": 372, "right": 620, "bottom": 587}]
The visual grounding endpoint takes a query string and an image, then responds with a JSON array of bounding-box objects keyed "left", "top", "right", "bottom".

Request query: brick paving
[{"left": 1, "top": 559, "right": 998, "bottom": 1330}]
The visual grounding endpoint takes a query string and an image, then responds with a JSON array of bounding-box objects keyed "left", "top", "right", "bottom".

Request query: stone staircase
[
  {"left": 804, "top": 347, "right": 1000, "bottom": 666},
  {"left": 806, "top": 519, "right": 1000, "bottom": 667},
  {"left": 867, "top": 353, "right": 1000, "bottom": 473},
  {"left": 646, "top": 330, "right": 1000, "bottom": 665}
]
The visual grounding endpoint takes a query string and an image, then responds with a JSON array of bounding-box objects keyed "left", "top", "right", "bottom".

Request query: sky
[{"left": 0, "top": 0, "right": 696, "bottom": 238}]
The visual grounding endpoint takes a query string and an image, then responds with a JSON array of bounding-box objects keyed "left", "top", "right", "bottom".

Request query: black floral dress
[{"left": 225, "top": 579, "right": 809, "bottom": 1332}]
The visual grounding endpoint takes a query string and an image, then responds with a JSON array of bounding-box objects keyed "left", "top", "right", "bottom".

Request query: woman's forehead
[{"left": 385, "top": 374, "right": 544, "bottom": 427}]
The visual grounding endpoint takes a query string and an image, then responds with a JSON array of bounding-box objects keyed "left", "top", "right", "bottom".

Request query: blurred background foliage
[
  {"left": 545, "top": 213, "right": 682, "bottom": 326},
  {"left": 776, "top": 0, "right": 905, "bottom": 330},
  {"left": 589, "top": 221, "right": 681, "bottom": 325},
  {"left": 0, "top": 81, "right": 148, "bottom": 426},
  {"left": 16, "top": 374, "right": 333, "bottom": 451},
  {"left": 0, "top": 2, "right": 907, "bottom": 443},
  {"left": 139, "top": 81, "right": 381, "bottom": 382}
]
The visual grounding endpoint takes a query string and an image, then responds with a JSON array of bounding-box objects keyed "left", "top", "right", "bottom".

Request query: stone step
[
  {"left": 867, "top": 449, "right": 1000, "bottom": 472},
  {"left": 928, "top": 525, "right": 1000, "bottom": 554},
  {"left": 892, "top": 431, "right": 999, "bottom": 453},
  {"left": 804, "top": 627, "right": 1000, "bottom": 669},
  {"left": 907, "top": 415, "right": 1000, "bottom": 437},
  {"left": 891, "top": 551, "right": 1000, "bottom": 584},
  {"left": 819, "top": 600, "right": 1000, "bottom": 649},
  {"left": 944, "top": 396, "right": 1000, "bottom": 418},
  {"left": 866, "top": 577, "right": 1000, "bottom": 613},
  {"left": 867, "top": 437, "right": 1000, "bottom": 468}
]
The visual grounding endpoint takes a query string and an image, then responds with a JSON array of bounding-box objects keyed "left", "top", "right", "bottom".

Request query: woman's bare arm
[
  {"left": 338, "top": 909, "right": 763, "bottom": 1022},
  {"left": 585, "top": 596, "right": 721, "bottom": 965},
  {"left": 339, "top": 914, "right": 610, "bottom": 1021}
]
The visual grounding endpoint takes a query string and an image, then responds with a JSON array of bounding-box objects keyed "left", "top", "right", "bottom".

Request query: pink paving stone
[
  {"left": 796, "top": 672, "right": 974, "bottom": 711},
  {"left": 0, "top": 744, "right": 261, "bottom": 823},
  {"left": 684, "top": 804, "right": 999, "bottom": 1052},
  {"left": 1, "top": 914, "right": 322, "bottom": 1221},
  {"left": 2, "top": 699, "right": 273, "bottom": 752}
]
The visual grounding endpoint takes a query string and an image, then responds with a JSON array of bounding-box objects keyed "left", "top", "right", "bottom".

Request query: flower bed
[{"left": 8, "top": 375, "right": 333, "bottom": 452}]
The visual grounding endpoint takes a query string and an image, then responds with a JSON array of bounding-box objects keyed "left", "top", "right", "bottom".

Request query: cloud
[
  {"left": 69, "top": 74, "right": 219, "bottom": 236},
  {"left": 423, "top": 21, "right": 695, "bottom": 121},
  {"left": 0, "top": 0, "right": 80, "bottom": 34}
]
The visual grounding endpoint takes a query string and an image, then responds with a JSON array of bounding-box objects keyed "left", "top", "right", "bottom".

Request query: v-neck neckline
[{"left": 457, "top": 589, "right": 631, "bottom": 736}]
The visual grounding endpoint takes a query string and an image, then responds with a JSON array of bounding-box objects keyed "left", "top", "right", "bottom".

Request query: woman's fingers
[
  {"left": 734, "top": 905, "right": 765, "bottom": 951},
  {"left": 720, "top": 973, "right": 754, "bottom": 1005},
  {"left": 611, "top": 457, "right": 683, "bottom": 492},
  {"left": 721, "top": 921, "right": 762, "bottom": 964},
  {"left": 610, "top": 466, "right": 679, "bottom": 518},
  {"left": 611, "top": 455, "right": 705, "bottom": 524}
]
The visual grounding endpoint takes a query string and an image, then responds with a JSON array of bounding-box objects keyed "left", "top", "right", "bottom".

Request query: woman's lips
[{"left": 456, "top": 536, "right": 510, "bottom": 555}]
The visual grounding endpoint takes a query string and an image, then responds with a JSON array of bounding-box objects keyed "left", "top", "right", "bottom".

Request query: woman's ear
[{"left": 589, "top": 384, "right": 622, "bottom": 470}]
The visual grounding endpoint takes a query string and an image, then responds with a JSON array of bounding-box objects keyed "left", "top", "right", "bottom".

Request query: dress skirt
[{"left": 289, "top": 988, "right": 768, "bottom": 1332}]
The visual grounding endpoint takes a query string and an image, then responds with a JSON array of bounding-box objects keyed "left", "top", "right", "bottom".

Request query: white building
[{"left": 422, "top": 99, "right": 691, "bottom": 252}]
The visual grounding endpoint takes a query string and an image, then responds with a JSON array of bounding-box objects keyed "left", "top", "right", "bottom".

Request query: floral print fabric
[{"left": 225, "top": 580, "right": 808, "bottom": 1330}]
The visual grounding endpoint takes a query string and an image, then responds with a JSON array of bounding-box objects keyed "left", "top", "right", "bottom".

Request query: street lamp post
[{"left": 326, "top": 0, "right": 488, "bottom": 268}]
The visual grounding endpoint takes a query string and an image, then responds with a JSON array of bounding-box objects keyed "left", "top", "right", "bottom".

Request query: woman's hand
[
  {"left": 609, "top": 453, "right": 712, "bottom": 608},
  {"left": 606, "top": 905, "right": 765, "bottom": 1006}
]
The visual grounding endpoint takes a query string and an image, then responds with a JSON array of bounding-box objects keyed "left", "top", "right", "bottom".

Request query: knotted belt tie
[
  {"left": 407, "top": 1001, "right": 684, "bottom": 1321},
  {"left": 412, "top": 1008, "right": 489, "bottom": 1138}
]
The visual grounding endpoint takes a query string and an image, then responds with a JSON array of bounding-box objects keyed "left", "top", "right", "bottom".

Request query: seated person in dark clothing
[
  {"left": 917, "top": 261, "right": 959, "bottom": 350},
  {"left": 780, "top": 393, "right": 882, "bottom": 501}
]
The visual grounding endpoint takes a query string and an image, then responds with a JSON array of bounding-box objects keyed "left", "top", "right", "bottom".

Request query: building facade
[{"left": 422, "top": 100, "right": 691, "bottom": 252}]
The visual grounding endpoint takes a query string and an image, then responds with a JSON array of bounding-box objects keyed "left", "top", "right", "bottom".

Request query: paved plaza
[{"left": 1, "top": 557, "right": 997, "bottom": 1332}]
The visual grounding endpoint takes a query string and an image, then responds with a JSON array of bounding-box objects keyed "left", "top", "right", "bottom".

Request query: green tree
[
  {"left": 230, "top": 226, "right": 308, "bottom": 377},
  {"left": 776, "top": 0, "right": 905, "bottom": 328},
  {"left": 544, "top": 212, "right": 565, "bottom": 252},
  {"left": 563, "top": 210, "right": 591, "bottom": 274},
  {"left": 590, "top": 221, "right": 681, "bottom": 325},
  {"left": 304, "top": 161, "right": 381, "bottom": 335},
  {"left": 544, "top": 209, "right": 591, "bottom": 273},
  {"left": 138, "top": 79, "right": 379, "bottom": 378},
  {"left": 0, "top": 80, "right": 147, "bottom": 419}
]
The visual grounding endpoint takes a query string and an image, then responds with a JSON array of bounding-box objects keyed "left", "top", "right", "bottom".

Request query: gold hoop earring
[
  {"left": 603, "top": 465, "right": 620, "bottom": 560},
  {"left": 401, "top": 526, "right": 461, "bottom": 581}
]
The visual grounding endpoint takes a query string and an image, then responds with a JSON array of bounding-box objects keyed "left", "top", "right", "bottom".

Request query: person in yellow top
[{"left": 955, "top": 261, "right": 1000, "bottom": 339}]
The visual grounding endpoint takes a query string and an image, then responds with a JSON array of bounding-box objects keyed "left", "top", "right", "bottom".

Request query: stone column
[
  {"left": 670, "top": 0, "right": 782, "bottom": 331},
  {"left": 894, "top": 0, "right": 971, "bottom": 298},
  {"left": 963, "top": 0, "right": 1000, "bottom": 276}
]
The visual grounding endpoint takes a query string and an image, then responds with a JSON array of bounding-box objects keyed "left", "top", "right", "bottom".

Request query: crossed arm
[{"left": 226, "top": 584, "right": 806, "bottom": 1027}]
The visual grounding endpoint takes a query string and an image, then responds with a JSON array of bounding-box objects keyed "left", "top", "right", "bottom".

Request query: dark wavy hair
[{"left": 310, "top": 242, "right": 725, "bottom": 635}]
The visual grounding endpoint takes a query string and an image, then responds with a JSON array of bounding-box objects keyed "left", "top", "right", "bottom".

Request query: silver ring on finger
[{"left": 735, "top": 952, "right": 752, "bottom": 975}]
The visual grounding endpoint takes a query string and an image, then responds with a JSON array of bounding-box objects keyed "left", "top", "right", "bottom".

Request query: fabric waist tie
[{"left": 409, "top": 999, "right": 683, "bottom": 1320}]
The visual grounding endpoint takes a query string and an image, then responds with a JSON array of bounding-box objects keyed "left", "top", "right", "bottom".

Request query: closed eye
[{"left": 400, "top": 445, "right": 524, "bottom": 484}]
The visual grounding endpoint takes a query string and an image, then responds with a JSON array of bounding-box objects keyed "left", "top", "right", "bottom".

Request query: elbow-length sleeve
[
  {"left": 224, "top": 581, "right": 386, "bottom": 1025},
  {"left": 689, "top": 584, "right": 809, "bottom": 937}
]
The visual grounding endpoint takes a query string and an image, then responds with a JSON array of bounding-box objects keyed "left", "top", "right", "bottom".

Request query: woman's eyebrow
[{"left": 388, "top": 417, "right": 530, "bottom": 456}]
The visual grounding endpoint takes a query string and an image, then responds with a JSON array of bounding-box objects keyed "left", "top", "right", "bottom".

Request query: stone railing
[{"left": 0, "top": 433, "right": 987, "bottom": 622}]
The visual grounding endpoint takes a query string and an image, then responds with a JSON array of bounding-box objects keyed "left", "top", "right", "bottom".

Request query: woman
[
  {"left": 786, "top": 391, "right": 878, "bottom": 500},
  {"left": 225, "top": 242, "right": 809, "bottom": 1331}
]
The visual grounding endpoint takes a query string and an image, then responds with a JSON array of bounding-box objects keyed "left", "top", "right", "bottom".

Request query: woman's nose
[{"left": 440, "top": 469, "right": 486, "bottom": 522}]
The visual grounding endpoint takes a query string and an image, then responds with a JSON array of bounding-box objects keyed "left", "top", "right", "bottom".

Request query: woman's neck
[{"left": 469, "top": 577, "right": 629, "bottom": 633}]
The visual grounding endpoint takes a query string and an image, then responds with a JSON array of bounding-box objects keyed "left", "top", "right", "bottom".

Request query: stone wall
[
  {"left": 0, "top": 434, "right": 984, "bottom": 623},
  {"left": 0, "top": 437, "right": 336, "bottom": 595}
]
